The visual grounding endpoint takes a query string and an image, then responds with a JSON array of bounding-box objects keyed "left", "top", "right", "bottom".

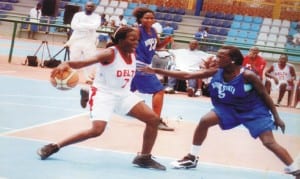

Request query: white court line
[
  {"left": 0, "top": 112, "right": 88, "bottom": 136},
  {"left": 0, "top": 135, "right": 288, "bottom": 177},
  {"left": 0, "top": 70, "right": 16, "bottom": 74},
  {"left": 0, "top": 102, "right": 80, "bottom": 111},
  {"left": 0, "top": 94, "right": 78, "bottom": 100}
]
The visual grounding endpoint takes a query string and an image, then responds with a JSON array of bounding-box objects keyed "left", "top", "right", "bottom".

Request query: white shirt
[
  {"left": 67, "top": 11, "right": 101, "bottom": 45},
  {"left": 169, "top": 49, "right": 212, "bottom": 72},
  {"left": 29, "top": 7, "right": 41, "bottom": 23}
]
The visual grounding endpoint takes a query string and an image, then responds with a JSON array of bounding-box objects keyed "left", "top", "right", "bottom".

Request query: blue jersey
[
  {"left": 209, "top": 68, "right": 273, "bottom": 133},
  {"left": 135, "top": 26, "right": 157, "bottom": 64},
  {"left": 130, "top": 26, "right": 163, "bottom": 94}
]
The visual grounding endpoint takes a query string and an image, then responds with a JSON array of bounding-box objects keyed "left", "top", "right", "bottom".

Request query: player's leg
[
  {"left": 258, "top": 131, "right": 299, "bottom": 176},
  {"left": 38, "top": 92, "right": 113, "bottom": 160},
  {"left": 128, "top": 101, "right": 166, "bottom": 170},
  {"left": 37, "top": 120, "right": 107, "bottom": 160},
  {"left": 277, "top": 83, "right": 287, "bottom": 105},
  {"left": 152, "top": 90, "right": 174, "bottom": 131},
  {"left": 264, "top": 79, "right": 272, "bottom": 94},
  {"left": 294, "top": 81, "right": 300, "bottom": 107},
  {"left": 171, "top": 111, "right": 219, "bottom": 169}
]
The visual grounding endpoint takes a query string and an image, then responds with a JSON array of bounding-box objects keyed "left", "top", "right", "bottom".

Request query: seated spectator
[
  {"left": 162, "top": 22, "right": 174, "bottom": 36},
  {"left": 194, "top": 27, "right": 208, "bottom": 41},
  {"left": 294, "top": 79, "right": 300, "bottom": 108},
  {"left": 164, "top": 40, "right": 212, "bottom": 97},
  {"left": 115, "top": 15, "right": 127, "bottom": 27},
  {"left": 97, "top": 13, "right": 112, "bottom": 47},
  {"left": 292, "top": 32, "right": 300, "bottom": 46},
  {"left": 265, "top": 54, "right": 297, "bottom": 107},
  {"left": 242, "top": 46, "right": 266, "bottom": 80}
]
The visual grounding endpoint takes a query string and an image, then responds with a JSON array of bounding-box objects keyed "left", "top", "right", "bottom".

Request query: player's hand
[
  {"left": 274, "top": 117, "right": 285, "bottom": 134},
  {"left": 50, "top": 63, "right": 70, "bottom": 78},
  {"left": 203, "top": 56, "right": 217, "bottom": 69}
]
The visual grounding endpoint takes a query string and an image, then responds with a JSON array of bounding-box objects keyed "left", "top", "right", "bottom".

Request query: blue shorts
[
  {"left": 213, "top": 104, "right": 275, "bottom": 138},
  {"left": 131, "top": 72, "right": 164, "bottom": 94},
  {"left": 30, "top": 24, "right": 38, "bottom": 32}
]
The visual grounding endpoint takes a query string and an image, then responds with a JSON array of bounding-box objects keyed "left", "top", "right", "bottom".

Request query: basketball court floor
[{"left": 0, "top": 36, "right": 299, "bottom": 179}]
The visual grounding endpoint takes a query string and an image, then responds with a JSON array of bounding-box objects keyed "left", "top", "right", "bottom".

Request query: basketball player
[
  {"left": 37, "top": 26, "right": 166, "bottom": 171},
  {"left": 140, "top": 46, "right": 300, "bottom": 176},
  {"left": 130, "top": 7, "right": 174, "bottom": 131}
]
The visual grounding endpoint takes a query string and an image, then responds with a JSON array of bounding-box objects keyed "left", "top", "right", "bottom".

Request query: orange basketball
[{"left": 50, "top": 68, "right": 79, "bottom": 90}]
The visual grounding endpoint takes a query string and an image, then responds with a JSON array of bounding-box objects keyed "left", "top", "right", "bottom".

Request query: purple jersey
[
  {"left": 135, "top": 26, "right": 157, "bottom": 64},
  {"left": 130, "top": 26, "right": 163, "bottom": 94}
]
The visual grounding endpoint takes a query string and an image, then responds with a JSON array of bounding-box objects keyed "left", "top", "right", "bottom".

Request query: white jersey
[
  {"left": 93, "top": 47, "right": 136, "bottom": 93},
  {"left": 272, "top": 63, "right": 293, "bottom": 81}
]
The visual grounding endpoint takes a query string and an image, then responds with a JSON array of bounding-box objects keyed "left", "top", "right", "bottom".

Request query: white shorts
[
  {"left": 265, "top": 78, "right": 293, "bottom": 91},
  {"left": 89, "top": 88, "right": 143, "bottom": 122}
]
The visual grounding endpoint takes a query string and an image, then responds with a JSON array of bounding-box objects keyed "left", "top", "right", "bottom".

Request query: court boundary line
[
  {"left": 0, "top": 113, "right": 88, "bottom": 136},
  {"left": 0, "top": 135, "right": 289, "bottom": 177}
]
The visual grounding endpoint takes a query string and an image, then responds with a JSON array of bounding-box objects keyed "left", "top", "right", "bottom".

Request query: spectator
[
  {"left": 100, "top": 13, "right": 108, "bottom": 26},
  {"left": 194, "top": 27, "right": 208, "bottom": 41},
  {"left": 164, "top": 40, "right": 211, "bottom": 97},
  {"left": 65, "top": 2, "right": 100, "bottom": 84},
  {"left": 28, "top": 2, "right": 42, "bottom": 40},
  {"left": 242, "top": 46, "right": 266, "bottom": 80},
  {"left": 162, "top": 22, "right": 174, "bottom": 36},
  {"left": 292, "top": 32, "right": 300, "bottom": 46},
  {"left": 265, "top": 54, "right": 297, "bottom": 107},
  {"left": 115, "top": 15, "right": 127, "bottom": 27}
]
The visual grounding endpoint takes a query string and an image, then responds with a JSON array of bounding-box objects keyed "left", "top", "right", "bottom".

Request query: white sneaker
[
  {"left": 284, "top": 160, "right": 300, "bottom": 176},
  {"left": 165, "top": 87, "right": 175, "bottom": 94},
  {"left": 195, "top": 89, "right": 202, "bottom": 97}
]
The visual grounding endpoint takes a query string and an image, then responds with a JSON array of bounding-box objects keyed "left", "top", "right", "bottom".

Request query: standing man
[
  {"left": 265, "top": 54, "right": 297, "bottom": 107},
  {"left": 28, "top": 2, "right": 42, "bottom": 40},
  {"left": 243, "top": 46, "right": 266, "bottom": 80},
  {"left": 65, "top": 1, "right": 100, "bottom": 84}
]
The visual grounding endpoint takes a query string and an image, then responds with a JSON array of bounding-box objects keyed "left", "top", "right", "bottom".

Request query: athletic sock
[{"left": 190, "top": 145, "right": 201, "bottom": 157}]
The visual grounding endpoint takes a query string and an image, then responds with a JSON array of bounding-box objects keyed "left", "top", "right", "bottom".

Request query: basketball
[{"left": 50, "top": 68, "right": 79, "bottom": 90}]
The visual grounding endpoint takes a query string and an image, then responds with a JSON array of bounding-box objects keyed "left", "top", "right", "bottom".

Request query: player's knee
[
  {"left": 199, "top": 116, "right": 213, "bottom": 128},
  {"left": 89, "top": 122, "right": 106, "bottom": 137},
  {"left": 261, "top": 138, "right": 276, "bottom": 149},
  {"left": 89, "top": 127, "right": 105, "bottom": 137},
  {"left": 145, "top": 115, "right": 160, "bottom": 127}
]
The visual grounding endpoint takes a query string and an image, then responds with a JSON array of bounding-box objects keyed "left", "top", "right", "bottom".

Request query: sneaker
[
  {"left": 80, "top": 88, "right": 89, "bottom": 108},
  {"left": 132, "top": 154, "right": 166, "bottom": 170},
  {"left": 164, "top": 87, "right": 175, "bottom": 94},
  {"left": 37, "top": 143, "right": 59, "bottom": 160},
  {"left": 285, "top": 167, "right": 300, "bottom": 176},
  {"left": 186, "top": 87, "right": 195, "bottom": 97},
  {"left": 170, "top": 153, "right": 198, "bottom": 169},
  {"left": 158, "top": 119, "right": 174, "bottom": 131},
  {"left": 195, "top": 89, "right": 202, "bottom": 97}
]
